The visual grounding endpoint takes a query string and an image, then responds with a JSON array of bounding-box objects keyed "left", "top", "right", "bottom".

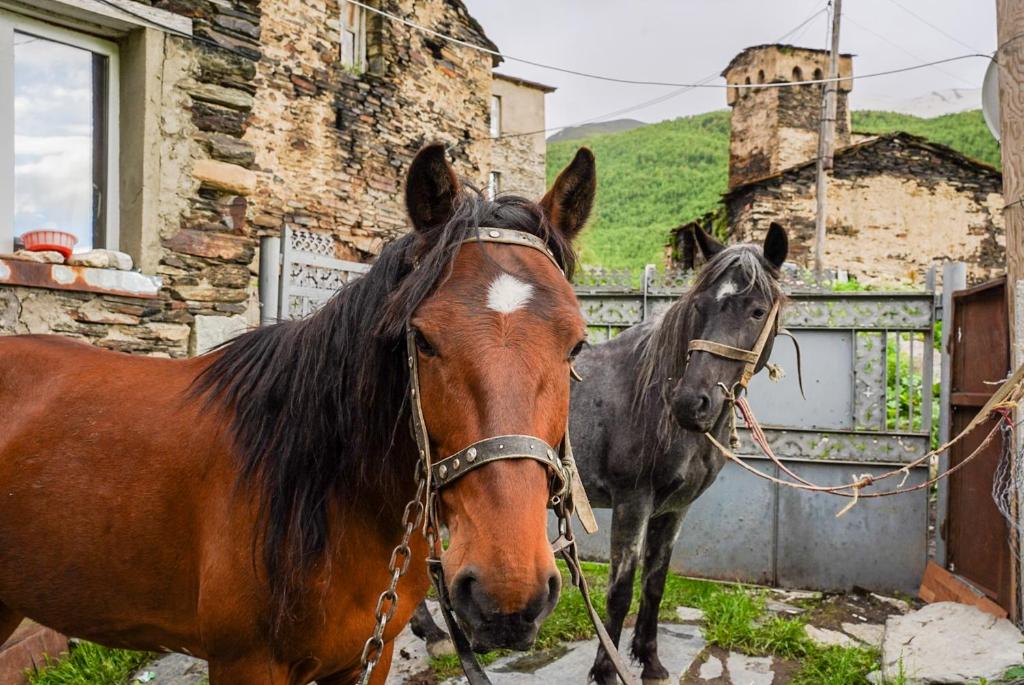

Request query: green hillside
[{"left": 548, "top": 109, "right": 1000, "bottom": 271}]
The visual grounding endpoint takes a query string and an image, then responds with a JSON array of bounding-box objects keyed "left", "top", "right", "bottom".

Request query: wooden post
[
  {"left": 996, "top": 0, "right": 1024, "bottom": 623},
  {"left": 813, "top": 0, "right": 842, "bottom": 280}
]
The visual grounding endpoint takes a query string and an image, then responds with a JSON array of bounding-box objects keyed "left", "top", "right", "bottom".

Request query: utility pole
[
  {"left": 996, "top": 0, "right": 1024, "bottom": 623},
  {"left": 814, "top": 0, "right": 842, "bottom": 280}
]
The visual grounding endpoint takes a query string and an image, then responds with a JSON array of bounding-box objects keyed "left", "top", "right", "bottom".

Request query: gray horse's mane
[{"left": 632, "top": 245, "right": 783, "bottom": 447}]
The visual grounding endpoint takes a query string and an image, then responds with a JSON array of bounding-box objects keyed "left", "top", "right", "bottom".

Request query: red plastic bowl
[{"left": 20, "top": 230, "right": 77, "bottom": 260}]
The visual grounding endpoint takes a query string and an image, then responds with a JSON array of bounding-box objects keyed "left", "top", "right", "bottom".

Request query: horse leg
[
  {"left": 630, "top": 509, "right": 687, "bottom": 685},
  {"left": 590, "top": 494, "right": 652, "bottom": 685},
  {"left": 0, "top": 601, "right": 23, "bottom": 645},
  {"left": 409, "top": 599, "right": 454, "bottom": 657}
]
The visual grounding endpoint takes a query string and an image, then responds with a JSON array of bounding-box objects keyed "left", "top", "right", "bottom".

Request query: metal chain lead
[{"left": 358, "top": 466, "right": 427, "bottom": 685}]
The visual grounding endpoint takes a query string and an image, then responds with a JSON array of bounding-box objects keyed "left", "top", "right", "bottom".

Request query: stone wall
[
  {"left": 1, "top": 0, "right": 500, "bottom": 353},
  {"left": 245, "top": 0, "right": 495, "bottom": 260},
  {"left": 725, "top": 135, "right": 1005, "bottom": 285}
]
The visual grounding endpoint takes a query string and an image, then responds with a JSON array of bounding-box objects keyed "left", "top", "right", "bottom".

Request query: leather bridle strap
[
  {"left": 469, "top": 226, "right": 564, "bottom": 275},
  {"left": 430, "top": 435, "right": 568, "bottom": 496},
  {"left": 401, "top": 227, "right": 634, "bottom": 685},
  {"left": 687, "top": 299, "right": 781, "bottom": 392},
  {"left": 686, "top": 340, "right": 759, "bottom": 364}
]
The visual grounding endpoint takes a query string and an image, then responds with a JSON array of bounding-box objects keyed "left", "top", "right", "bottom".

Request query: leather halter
[
  {"left": 686, "top": 299, "right": 781, "bottom": 391},
  {"left": 404, "top": 227, "right": 633, "bottom": 685}
]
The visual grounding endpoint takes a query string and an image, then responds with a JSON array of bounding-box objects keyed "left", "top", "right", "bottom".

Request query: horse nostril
[
  {"left": 451, "top": 570, "right": 485, "bottom": 623},
  {"left": 546, "top": 570, "right": 561, "bottom": 608},
  {"left": 521, "top": 571, "right": 561, "bottom": 624},
  {"left": 697, "top": 393, "right": 710, "bottom": 413}
]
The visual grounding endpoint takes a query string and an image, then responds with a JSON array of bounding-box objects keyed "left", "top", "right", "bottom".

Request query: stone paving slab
[
  {"left": 880, "top": 601, "right": 1024, "bottom": 684},
  {"left": 445, "top": 623, "right": 705, "bottom": 684},
  {"left": 132, "top": 653, "right": 207, "bottom": 685}
]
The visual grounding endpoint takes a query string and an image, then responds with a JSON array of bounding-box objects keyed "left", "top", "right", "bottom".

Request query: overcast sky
[{"left": 463, "top": 0, "right": 997, "bottom": 130}]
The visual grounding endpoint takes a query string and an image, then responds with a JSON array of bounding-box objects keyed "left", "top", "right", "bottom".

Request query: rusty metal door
[{"left": 947, "top": 277, "right": 1012, "bottom": 612}]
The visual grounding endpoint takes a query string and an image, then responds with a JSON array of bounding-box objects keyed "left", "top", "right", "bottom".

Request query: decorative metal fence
[
  {"left": 265, "top": 227, "right": 371, "bottom": 321},
  {"left": 573, "top": 265, "right": 936, "bottom": 594},
  {"left": 259, "top": 236, "right": 936, "bottom": 593}
]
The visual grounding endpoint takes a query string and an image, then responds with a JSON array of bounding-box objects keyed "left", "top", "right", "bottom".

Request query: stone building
[
  {"left": 0, "top": 0, "right": 550, "bottom": 358},
  {"left": 489, "top": 73, "right": 555, "bottom": 200},
  {"left": 672, "top": 44, "right": 1004, "bottom": 285}
]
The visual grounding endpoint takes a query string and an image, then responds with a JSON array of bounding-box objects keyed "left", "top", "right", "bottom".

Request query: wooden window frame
[
  {"left": 340, "top": 3, "right": 366, "bottom": 72},
  {"left": 0, "top": 8, "right": 119, "bottom": 254}
]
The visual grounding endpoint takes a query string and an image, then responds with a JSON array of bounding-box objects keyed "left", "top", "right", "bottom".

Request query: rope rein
[{"left": 704, "top": 360, "right": 1024, "bottom": 516}]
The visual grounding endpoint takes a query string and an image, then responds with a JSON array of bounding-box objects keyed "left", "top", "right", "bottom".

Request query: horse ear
[
  {"left": 405, "top": 143, "right": 460, "bottom": 232},
  {"left": 763, "top": 222, "right": 788, "bottom": 270},
  {"left": 539, "top": 147, "right": 596, "bottom": 241},
  {"left": 692, "top": 225, "right": 725, "bottom": 261}
]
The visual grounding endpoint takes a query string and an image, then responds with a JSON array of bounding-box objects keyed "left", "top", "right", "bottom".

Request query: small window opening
[
  {"left": 792, "top": 66, "right": 803, "bottom": 82},
  {"left": 487, "top": 171, "right": 501, "bottom": 200},
  {"left": 490, "top": 95, "right": 501, "bottom": 138}
]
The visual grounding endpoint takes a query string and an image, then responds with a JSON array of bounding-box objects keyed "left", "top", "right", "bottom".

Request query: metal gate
[
  {"left": 945, "top": 277, "right": 1012, "bottom": 612},
  {"left": 259, "top": 227, "right": 370, "bottom": 322},
  {"left": 573, "top": 266, "right": 935, "bottom": 594},
  {"left": 256, "top": 240, "right": 937, "bottom": 594}
]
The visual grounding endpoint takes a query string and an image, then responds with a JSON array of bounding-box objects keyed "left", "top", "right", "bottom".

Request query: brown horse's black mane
[{"left": 193, "top": 186, "right": 575, "bottom": 625}]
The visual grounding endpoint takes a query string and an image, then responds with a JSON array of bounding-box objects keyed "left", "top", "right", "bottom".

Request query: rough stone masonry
[{"left": 0, "top": 0, "right": 506, "bottom": 355}]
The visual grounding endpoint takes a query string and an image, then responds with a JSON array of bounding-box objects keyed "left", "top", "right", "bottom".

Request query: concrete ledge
[
  {"left": 0, "top": 621, "right": 68, "bottom": 684},
  {"left": 0, "top": 0, "right": 193, "bottom": 37},
  {"left": 0, "top": 258, "right": 162, "bottom": 299}
]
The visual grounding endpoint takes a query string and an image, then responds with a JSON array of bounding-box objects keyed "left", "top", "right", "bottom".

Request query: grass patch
[
  {"left": 701, "top": 588, "right": 809, "bottom": 660},
  {"left": 790, "top": 644, "right": 880, "bottom": 685},
  {"left": 27, "top": 642, "right": 152, "bottom": 685},
  {"left": 428, "top": 562, "right": 880, "bottom": 684},
  {"left": 429, "top": 651, "right": 504, "bottom": 681}
]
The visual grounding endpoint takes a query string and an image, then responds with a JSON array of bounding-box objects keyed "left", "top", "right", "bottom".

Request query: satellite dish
[{"left": 982, "top": 56, "right": 1001, "bottom": 142}]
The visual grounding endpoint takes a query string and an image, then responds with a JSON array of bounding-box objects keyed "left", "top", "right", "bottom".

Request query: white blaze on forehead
[
  {"left": 487, "top": 273, "right": 534, "bottom": 314},
  {"left": 716, "top": 280, "right": 738, "bottom": 301}
]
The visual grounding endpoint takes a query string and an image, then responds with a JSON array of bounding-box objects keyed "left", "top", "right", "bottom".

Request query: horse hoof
[{"left": 426, "top": 638, "right": 456, "bottom": 658}]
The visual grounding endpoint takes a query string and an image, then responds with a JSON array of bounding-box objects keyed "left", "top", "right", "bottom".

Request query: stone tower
[{"left": 723, "top": 45, "right": 854, "bottom": 189}]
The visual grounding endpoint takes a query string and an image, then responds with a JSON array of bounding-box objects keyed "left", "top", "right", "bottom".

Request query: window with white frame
[
  {"left": 489, "top": 94, "right": 502, "bottom": 138},
  {"left": 0, "top": 10, "right": 119, "bottom": 255},
  {"left": 487, "top": 171, "right": 501, "bottom": 200},
  {"left": 340, "top": 2, "right": 365, "bottom": 71}
]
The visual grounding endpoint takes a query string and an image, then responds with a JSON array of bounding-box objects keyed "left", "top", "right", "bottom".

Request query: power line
[
  {"left": 496, "top": 3, "right": 831, "bottom": 141},
  {"left": 346, "top": 0, "right": 988, "bottom": 91},
  {"left": 844, "top": 12, "right": 976, "bottom": 88},
  {"left": 885, "top": 0, "right": 986, "bottom": 54}
]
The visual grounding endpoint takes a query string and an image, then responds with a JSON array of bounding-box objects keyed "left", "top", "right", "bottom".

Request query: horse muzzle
[
  {"left": 449, "top": 567, "right": 561, "bottom": 651},
  {"left": 672, "top": 386, "right": 720, "bottom": 432}
]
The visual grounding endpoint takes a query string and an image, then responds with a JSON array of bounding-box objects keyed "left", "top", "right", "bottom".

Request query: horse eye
[
  {"left": 752, "top": 307, "right": 767, "bottom": 320},
  {"left": 414, "top": 329, "right": 438, "bottom": 357},
  {"left": 569, "top": 340, "right": 586, "bottom": 361}
]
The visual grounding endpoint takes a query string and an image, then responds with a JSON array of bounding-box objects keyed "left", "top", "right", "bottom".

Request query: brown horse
[{"left": 0, "top": 144, "right": 596, "bottom": 684}]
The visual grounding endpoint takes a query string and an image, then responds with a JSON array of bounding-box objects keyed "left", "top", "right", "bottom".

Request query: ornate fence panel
[
  {"left": 572, "top": 266, "right": 936, "bottom": 594},
  {"left": 277, "top": 227, "right": 370, "bottom": 320}
]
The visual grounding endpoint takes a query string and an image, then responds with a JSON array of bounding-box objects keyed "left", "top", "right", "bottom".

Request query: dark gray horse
[{"left": 410, "top": 224, "right": 789, "bottom": 685}]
